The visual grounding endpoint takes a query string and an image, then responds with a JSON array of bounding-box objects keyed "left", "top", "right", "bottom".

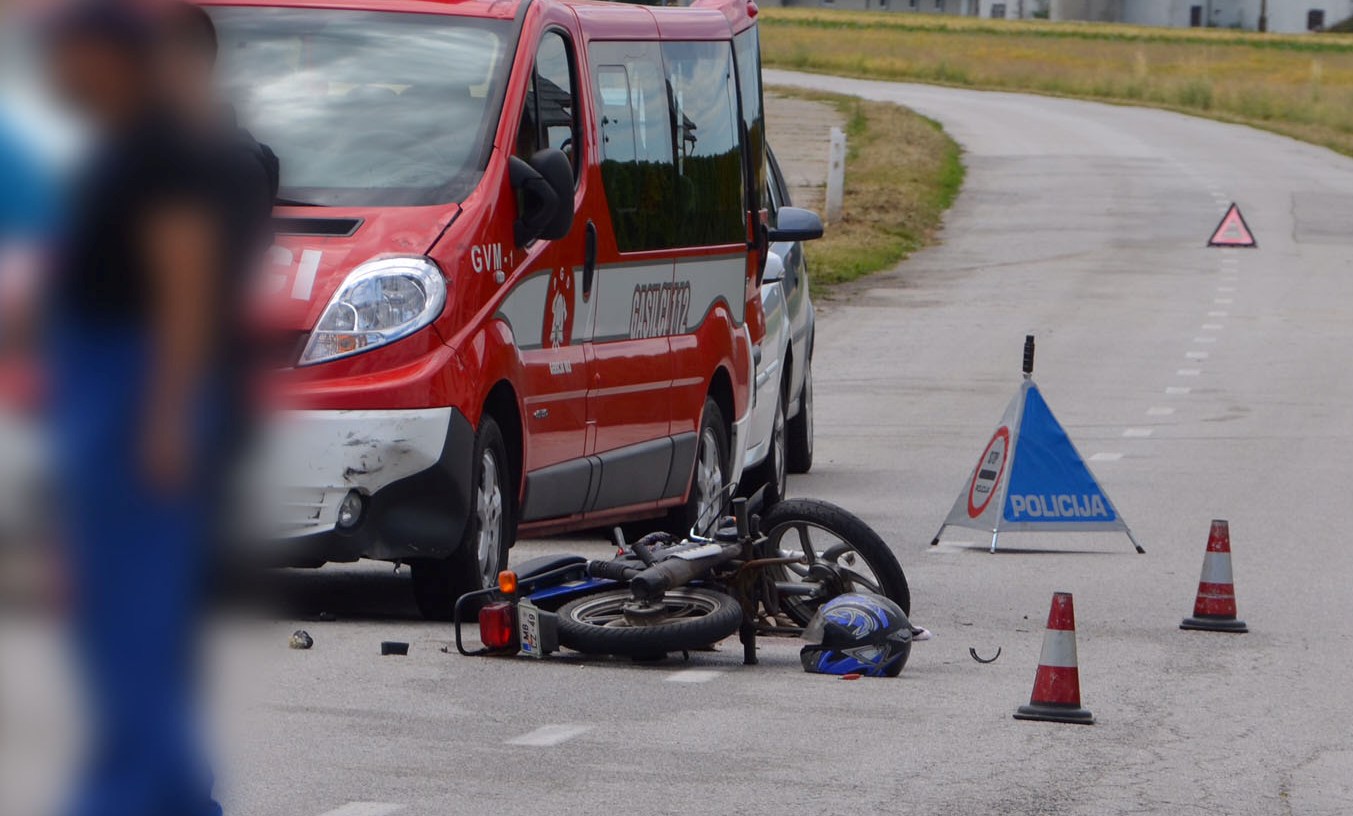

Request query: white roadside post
[{"left": 826, "top": 126, "right": 845, "bottom": 225}]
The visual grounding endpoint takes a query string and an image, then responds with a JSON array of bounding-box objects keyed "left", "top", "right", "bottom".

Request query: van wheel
[
  {"left": 670, "top": 398, "right": 729, "bottom": 537},
  {"left": 786, "top": 357, "right": 814, "bottom": 474},
  {"left": 412, "top": 416, "right": 514, "bottom": 621}
]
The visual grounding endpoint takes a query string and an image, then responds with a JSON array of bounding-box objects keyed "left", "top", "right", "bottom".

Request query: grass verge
[
  {"left": 771, "top": 88, "right": 964, "bottom": 287},
  {"left": 761, "top": 8, "right": 1353, "bottom": 159}
]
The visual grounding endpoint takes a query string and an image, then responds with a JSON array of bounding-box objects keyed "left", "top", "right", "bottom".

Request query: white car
[{"left": 742, "top": 148, "right": 820, "bottom": 504}]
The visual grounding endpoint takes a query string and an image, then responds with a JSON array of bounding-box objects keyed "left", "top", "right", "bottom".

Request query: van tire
[
  {"left": 411, "top": 416, "right": 515, "bottom": 621},
  {"left": 669, "top": 397, "right": 729, "bottom": 537},
  {"left": 786, "top": 357, "right": 814, "bottom": 474}
]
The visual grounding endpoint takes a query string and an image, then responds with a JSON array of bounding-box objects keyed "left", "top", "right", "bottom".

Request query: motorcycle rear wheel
[{"left": 556, "top": 587, "right": 743, "bottom": 657}]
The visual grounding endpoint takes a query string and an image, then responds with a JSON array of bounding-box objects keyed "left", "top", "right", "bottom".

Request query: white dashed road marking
[
  {"left": 1178, "top": 369, "right": 1201, "bottom": 376},
  {"left": 1202, "top": 323, "right": 1223, "bottom": 330},
  {"left": 1148, "top": 406, "right": 1176, "bottom": 415},
  {"left": 1193, "top": 336, "right": 1216, "bottom": 343},
  {"left": 666, "top": 669, "right": 725, "bottom": 683},
  {"left": 317, "top": 804, "right": 405, "bottom": 816},
  {"left": 1186, "top": 351, "right": 1209, "bottom": 360},
  {"left": 1165, "top": 387, "right": 1191, "bottom": 395},
  {"left": 1089, "top": 452, "right": 1124, "bottom": 462},
  {"left": 1123, "top": 428, "right": 1153, "bottom": 438},
  {"left": 1209, "top": 311, "right": 1228, "bottom": 317},
  {"left": 1214, "top": 298, "right": 1234, "bottom": 305},
  {"left": 507, "top": 724, "right": 592, "bottom": 747}
]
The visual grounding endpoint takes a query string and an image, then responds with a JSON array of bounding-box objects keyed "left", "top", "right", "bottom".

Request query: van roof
[{"left": 205, "top": 0, "right": 757, "bottom": 30}]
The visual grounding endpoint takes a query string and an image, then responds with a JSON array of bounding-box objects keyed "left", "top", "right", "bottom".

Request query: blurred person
[
  {"left": 0, "top": 1, "right": 64, "bottom": 606},
  {"left": 43, "top": 3, "right": 276, "bottom": 815}
]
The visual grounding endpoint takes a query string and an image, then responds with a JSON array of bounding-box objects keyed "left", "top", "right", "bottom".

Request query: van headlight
[{"left": 299, "top": 257, "right": 447, "bottom": 366}]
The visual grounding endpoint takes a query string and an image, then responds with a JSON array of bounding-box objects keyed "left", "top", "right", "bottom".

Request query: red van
[{"left": 209, "top": 0, "right": 820, "bottom": 618}]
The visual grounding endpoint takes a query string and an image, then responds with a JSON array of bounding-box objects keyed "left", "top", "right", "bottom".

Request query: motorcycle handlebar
[{"left": 586, "top": 560, "right": 641, "bottom": 582}]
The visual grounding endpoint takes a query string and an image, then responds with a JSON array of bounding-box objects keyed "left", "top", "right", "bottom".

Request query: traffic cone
[
  {"left": 1180, "top": 520, "right": 1248, "bottom": 633},
  {"left": 1014, "top": 592, "right": 1094, "bottom": 725}
]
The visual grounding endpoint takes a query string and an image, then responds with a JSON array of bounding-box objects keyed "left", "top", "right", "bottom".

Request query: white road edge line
[
  {"left": 666, "top": 669, "right": 725, "bottom": 683},
  {"left": 316, "top": 804, "right": 406, "bottom": 816},
  {"left": 507, "top": 724, "right": 593, "bottom": 747}
]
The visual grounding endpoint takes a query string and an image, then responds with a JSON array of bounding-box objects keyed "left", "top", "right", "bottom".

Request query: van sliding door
[{"left": 582, "top": 42, "right": 679, "bottom": 513}]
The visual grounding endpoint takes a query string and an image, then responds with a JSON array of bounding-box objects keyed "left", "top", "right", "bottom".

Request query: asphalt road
[{"left": 9, "top": 73, "right": 1353, "bottom": 816}]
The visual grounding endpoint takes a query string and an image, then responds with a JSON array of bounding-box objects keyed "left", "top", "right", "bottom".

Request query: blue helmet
[{"left": 800, "top": 593, "right": 913, "bottom": 677}]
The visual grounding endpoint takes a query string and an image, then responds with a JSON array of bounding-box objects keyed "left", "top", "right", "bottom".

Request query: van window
[
  {"left": 517, "top": 31, "right": 580, "bottom": 176},
  {"left": 591, "top": 42, "right": 676, "bottom": 252},
  {"left": 211, "top": 7, "right": 511, "bottom": 207},
  {"left": 733, "top": 28, "right": 765, "bottom": 214},
  {"left": 663, "top": 41, "right": 744, "bottom": 247}
]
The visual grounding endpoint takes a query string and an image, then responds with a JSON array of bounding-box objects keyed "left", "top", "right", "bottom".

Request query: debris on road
[
  {"left": 381, "top": 641, "right": 410, "bottom": 656},
  {"left": 969, "top": 646, "right": 1001, "bottom": 664},
  {"left": 289, "top": 630, "right": 313, "bottom": 650}
]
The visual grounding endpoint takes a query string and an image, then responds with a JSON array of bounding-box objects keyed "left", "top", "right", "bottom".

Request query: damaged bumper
[{"left": 255, "top": 407, "right": 475, "bottom": 564}]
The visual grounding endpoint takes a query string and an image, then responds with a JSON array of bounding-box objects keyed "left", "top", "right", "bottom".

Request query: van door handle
[{"left": 583, "top": 220, "right": 597, "bottom": 297}]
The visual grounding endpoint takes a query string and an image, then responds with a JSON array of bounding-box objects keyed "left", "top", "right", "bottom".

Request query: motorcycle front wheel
[
  {"left": 555, "top": 587, "right": 743, "bottom": 657},
  {"left": 760, "top": 498, "right": 911, "bottom": 625}
]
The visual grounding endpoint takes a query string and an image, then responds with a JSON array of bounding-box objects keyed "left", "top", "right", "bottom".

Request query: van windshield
[{"left": 210, "top": 8, "right": 513, "bottom": 207}]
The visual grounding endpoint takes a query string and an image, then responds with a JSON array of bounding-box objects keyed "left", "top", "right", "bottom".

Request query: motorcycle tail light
[{"left": 479, "top": 602, "right": 519, "bottom": 653}]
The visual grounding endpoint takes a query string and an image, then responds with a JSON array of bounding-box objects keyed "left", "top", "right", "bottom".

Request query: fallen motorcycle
[{"left": 453, "top": 496, "right": 910, "bottom": 664}]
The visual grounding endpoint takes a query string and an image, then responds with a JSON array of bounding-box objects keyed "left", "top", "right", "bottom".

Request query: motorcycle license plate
[{"left": 518, "top": 600, "right": 545, "bottom": 659}]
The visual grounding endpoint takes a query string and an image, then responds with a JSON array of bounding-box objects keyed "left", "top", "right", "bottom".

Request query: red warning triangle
[{"left": 1208, "top": 203, "right": 1256, "bottom": 248}]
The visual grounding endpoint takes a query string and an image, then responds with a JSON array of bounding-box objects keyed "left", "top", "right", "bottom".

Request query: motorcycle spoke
[{"left": 792, "top": 523, "right": 816, "bottom": 564}]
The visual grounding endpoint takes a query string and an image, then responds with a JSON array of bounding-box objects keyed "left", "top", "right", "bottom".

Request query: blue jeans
[{"left": 50, "top": 320, "right": 223, "bottom": 816}]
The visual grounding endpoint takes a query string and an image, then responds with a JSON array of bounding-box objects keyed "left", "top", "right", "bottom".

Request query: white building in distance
[{"left": 770, "top": 0, "right": 1353, "bottom": 32}]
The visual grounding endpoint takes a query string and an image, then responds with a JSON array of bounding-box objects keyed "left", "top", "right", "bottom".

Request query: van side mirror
[
  {"left": 508, "top": 148, "right": 575, "bottom": 246},
  {"left": 767, "top": 206, "right": 824, "bottom": 243}
]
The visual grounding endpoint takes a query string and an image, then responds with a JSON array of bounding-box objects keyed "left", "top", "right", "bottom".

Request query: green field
[
  {"left": 761, "top": 9, "right": 1353, "bottom": 158},
  {"left": 772, "top": 89, "right": 964, "bottom": 287}
]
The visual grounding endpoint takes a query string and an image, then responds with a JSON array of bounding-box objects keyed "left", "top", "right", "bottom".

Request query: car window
[{"left": 767, "top": 147, "right": 792, "bottom": 211}]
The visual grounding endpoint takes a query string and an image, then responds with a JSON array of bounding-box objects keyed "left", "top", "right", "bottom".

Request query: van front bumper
[{"left": 254, "top": 407, "right": 475, "bottom": 564}]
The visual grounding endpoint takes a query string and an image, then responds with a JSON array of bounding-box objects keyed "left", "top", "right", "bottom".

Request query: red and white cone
[
  {"left": 1180, "top": 520, "right": 1248, "bottom": 633},
  {"left": 1014, "top": 592, "right": 1094, "bottom": 725}
]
